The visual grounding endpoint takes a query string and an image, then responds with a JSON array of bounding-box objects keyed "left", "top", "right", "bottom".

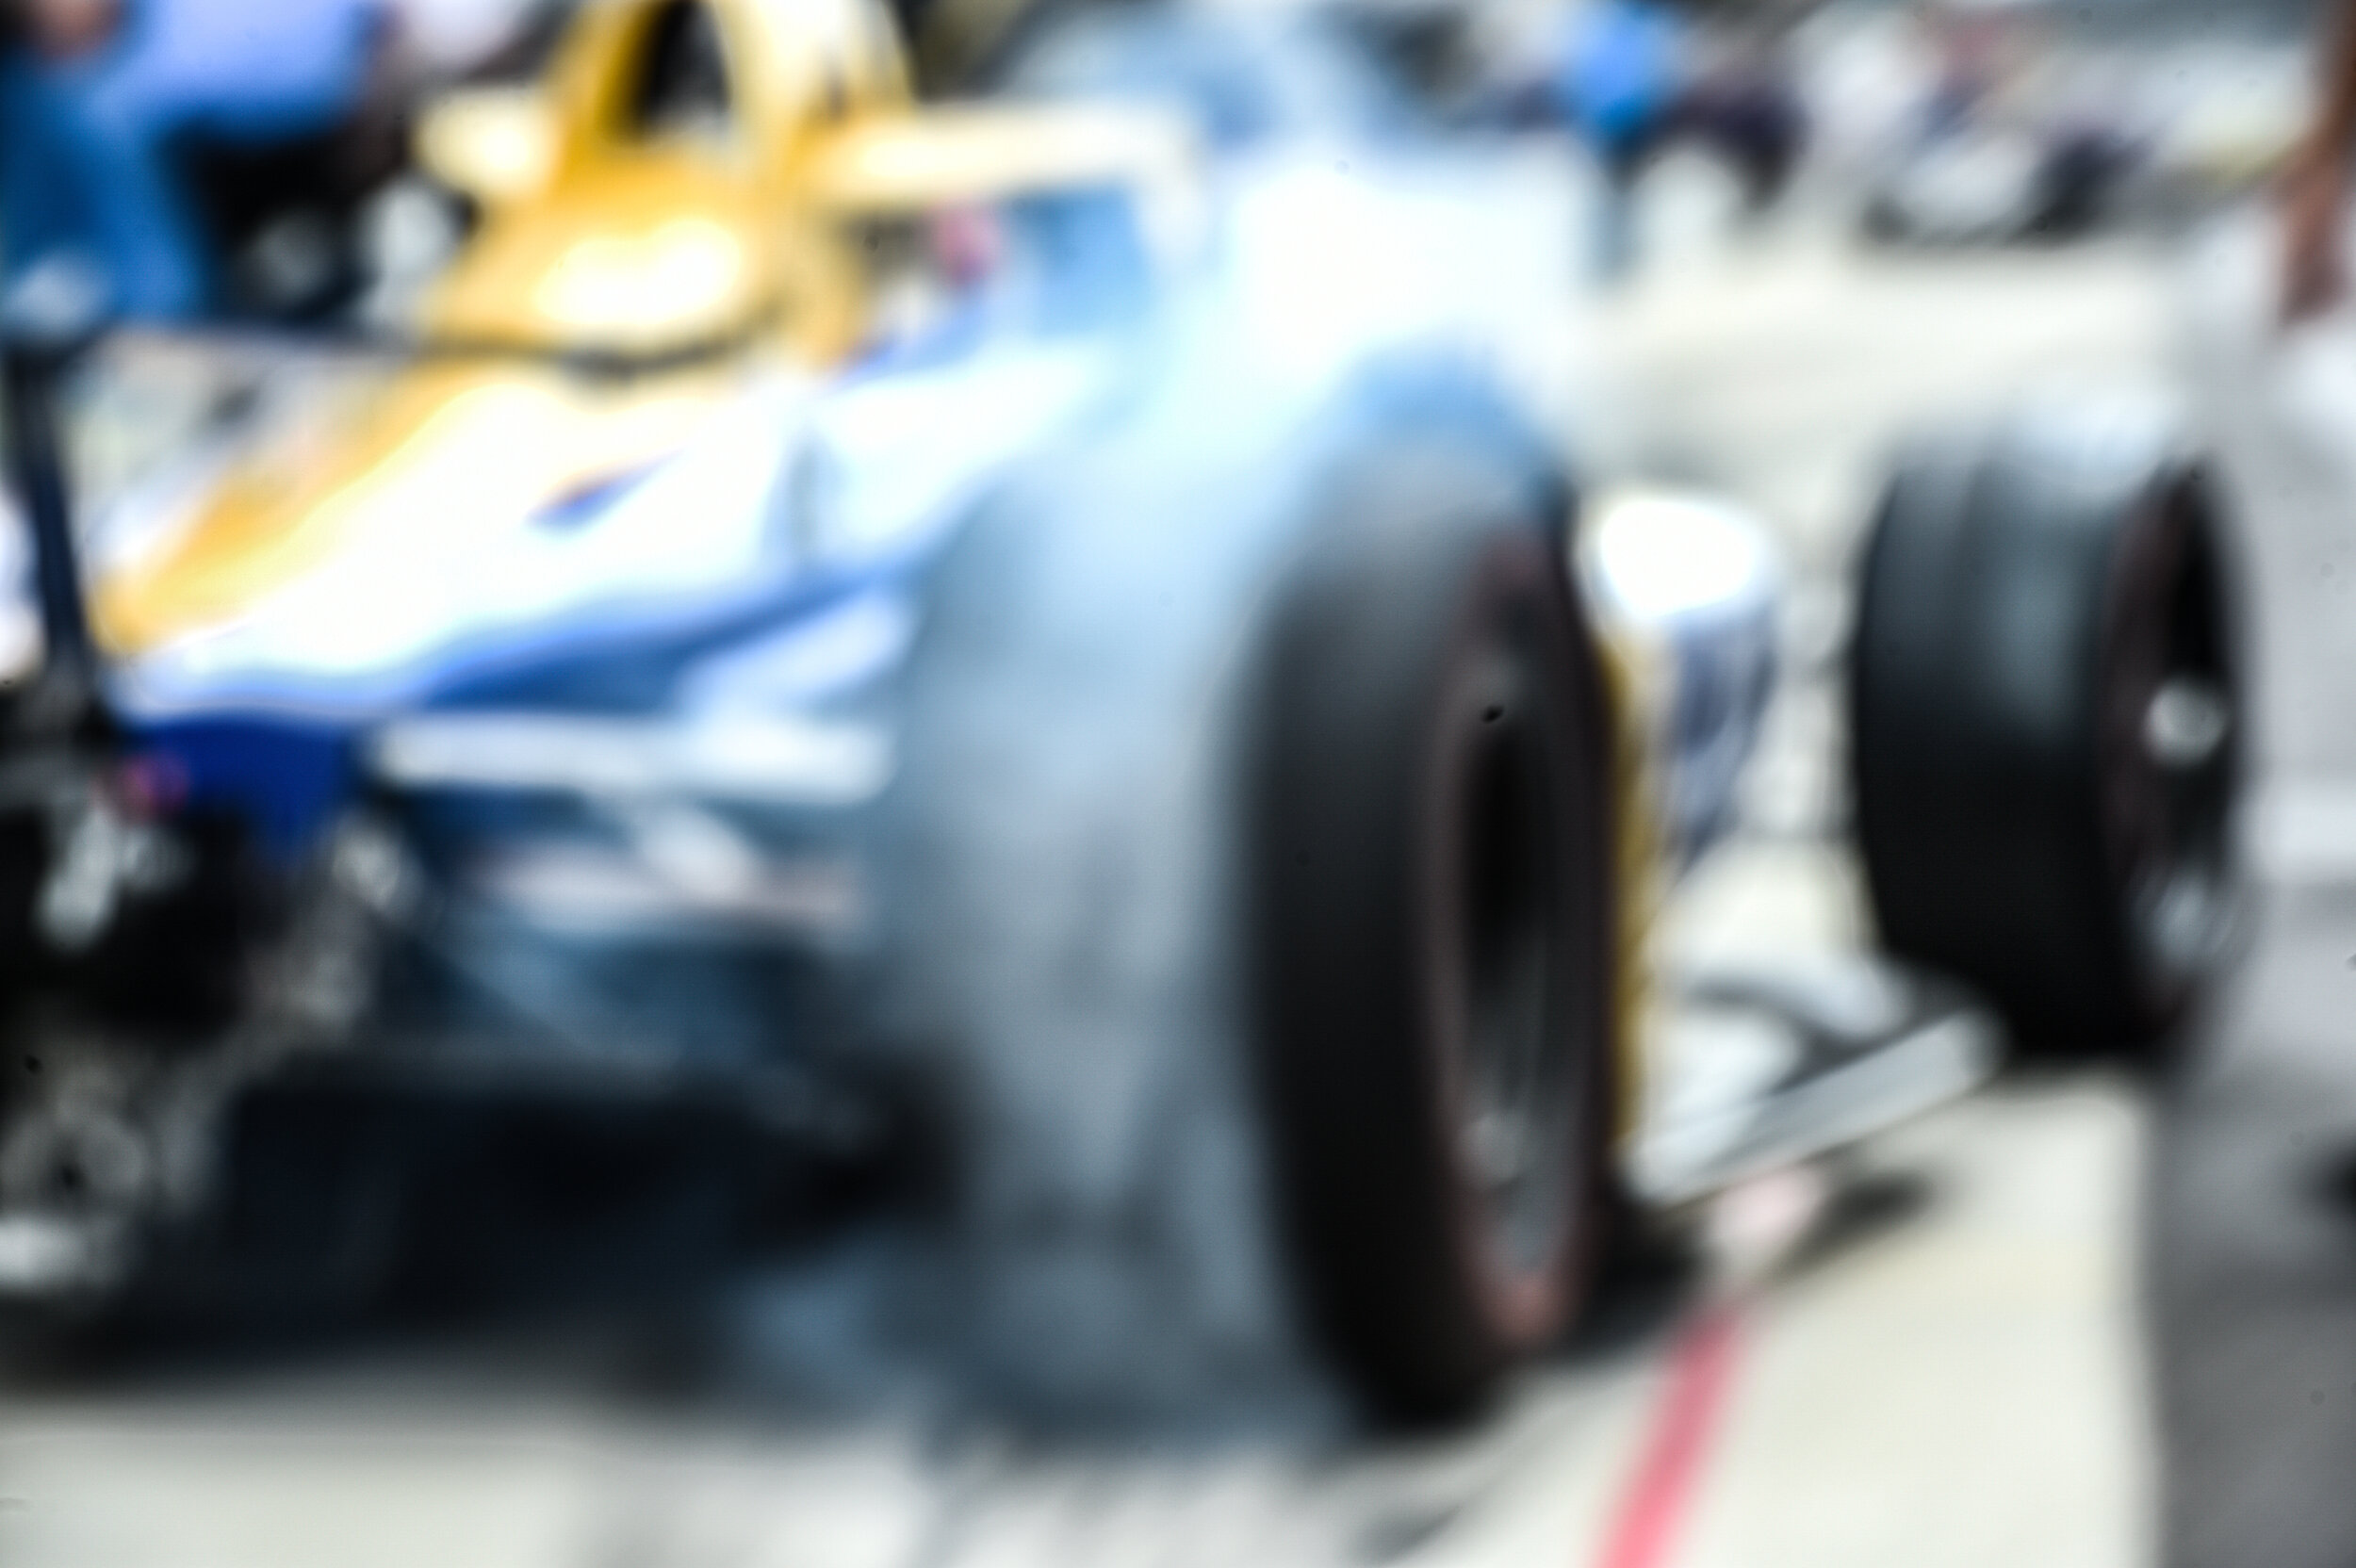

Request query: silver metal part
[
  {"left": 369, "top": 712, "right": 893, "bottom": 808},
  {"left": 38, "top": 797, "right": 189, "bottom": 951},
  {"left": 1630, "top": 959, "right": 2004, "bottom": 1207},
  {"left": 0, "top": 1213, "right": 127, "bottom": 1296},
  {"left": 2147, "top": 676, "right": 2233, "bottom": 770}
]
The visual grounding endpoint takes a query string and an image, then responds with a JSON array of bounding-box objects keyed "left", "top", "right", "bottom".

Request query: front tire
[{"left": 1850, "top": 404, "right": 2240, "bottom": 1056}]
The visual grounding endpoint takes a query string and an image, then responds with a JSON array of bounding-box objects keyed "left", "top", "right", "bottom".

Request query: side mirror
[{"left": 417, "top": 89, "right": 560, "bottom": 209}]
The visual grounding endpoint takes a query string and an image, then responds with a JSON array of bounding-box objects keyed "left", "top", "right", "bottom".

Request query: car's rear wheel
[
  {"left": 875, "top": 408, "right": 1617, "bottom": 1424},
  {"left": 1850, "top": 405, "right": 2240, "bottom": 1057},
  {"left": 1249, "top": 445, "right": 1618, "bottom": 1420}
]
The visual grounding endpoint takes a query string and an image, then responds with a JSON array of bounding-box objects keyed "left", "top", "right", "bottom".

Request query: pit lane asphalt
[{"left": 2145, "top": 208, "right": 2356, "bottom": 1568}]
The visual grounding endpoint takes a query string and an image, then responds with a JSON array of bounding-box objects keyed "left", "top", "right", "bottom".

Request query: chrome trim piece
[{"left": 370, "top": 712, "right": 892, "bottom": 807}]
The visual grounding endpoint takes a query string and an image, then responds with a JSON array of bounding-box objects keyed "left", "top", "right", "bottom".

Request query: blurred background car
[{"left": 1849, "top": 0, "right": 2151, "bottom": 244}]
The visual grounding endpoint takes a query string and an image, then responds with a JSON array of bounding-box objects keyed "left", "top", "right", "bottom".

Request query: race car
[
  {"left": 1861, "top": 113, "right": 2142, "bottom": 246},
  {"left": 1843, "top": 0, "right": 2148, "bottom": 247},
  {"left": 0, "top": 0, "right": 2234, "bottom": 1427}
]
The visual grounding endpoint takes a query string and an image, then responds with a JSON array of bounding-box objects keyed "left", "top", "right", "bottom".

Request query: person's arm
[{"left": 2283, "top": 0, "right": 2356, "bottom": 320}]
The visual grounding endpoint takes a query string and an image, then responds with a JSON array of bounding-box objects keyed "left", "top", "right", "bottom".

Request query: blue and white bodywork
[{"left": 0, "top": 41, "right": 1800, "bottom": 1321}]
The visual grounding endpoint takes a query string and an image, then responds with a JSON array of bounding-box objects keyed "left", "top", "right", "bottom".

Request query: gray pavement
[
  {"left": 2146, "top": 208, "right": 2356, "bottom": 1568},
  {"left": 2150, "top": 888, "right": 2356, "bottom": 1568}
]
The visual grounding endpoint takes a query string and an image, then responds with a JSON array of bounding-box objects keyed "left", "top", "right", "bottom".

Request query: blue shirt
[
  {"left": 1558, "top": 0, "right": 1682, "bottom": 150},
  {"left": 1, "top": 0, "right": 385, "bottom": 318}
]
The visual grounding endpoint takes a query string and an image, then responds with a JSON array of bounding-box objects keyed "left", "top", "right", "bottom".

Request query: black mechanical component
[
  {"left": 1, "top": 267, "right": 109, "bottom": 729},
  {"left": 1850, "top": 406, "right": 2240, "bottom": 1057},
  {"left": 0, "top": 295, "right": 908, "bottom": 1323},
  {"left": 0, "top": 282, "right": 264, "bottom": 1031}
]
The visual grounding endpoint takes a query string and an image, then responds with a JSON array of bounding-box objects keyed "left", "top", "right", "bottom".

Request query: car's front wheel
[{"left": 1850, "top": 403, "right": 2241, "bottom": 1058}]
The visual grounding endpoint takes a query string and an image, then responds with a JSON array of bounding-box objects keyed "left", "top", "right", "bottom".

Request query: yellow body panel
[
  {"left": 1601, "top": 631, "right": 1662, "bottom": 1151},
  {"left": 96, "top": 360, "right": 738, "bottom": 649},
  {"left": 97, "top": 0, "right": 1197, "bottom": 651},
  {"left": 102, "top": 0, "right": 914, "bottom": 652}
]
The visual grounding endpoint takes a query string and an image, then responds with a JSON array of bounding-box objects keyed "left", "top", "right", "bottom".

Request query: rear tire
[
  {"left": 875, "top": 402, "right": 1618, "bottom": 1424},
  {"left": 1249, "top": 443, "right": 1619, "bottom": 1421},
  {"left": 1850, "top": 404, "right": 2240, "bottom": 1057}
]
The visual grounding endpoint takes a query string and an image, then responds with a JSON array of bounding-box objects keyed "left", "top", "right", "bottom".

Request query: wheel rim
[
  {"left": 1430, "top": 615, "right": 1589, "bottom": 1292},
  {"left": 2100, "top": 479, "right": 2236, "bottom": 1006}
]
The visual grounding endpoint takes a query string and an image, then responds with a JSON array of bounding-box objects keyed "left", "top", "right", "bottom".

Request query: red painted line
[{"left": 1590, "top": 1301, "right": 1747, "bottom": 1568}]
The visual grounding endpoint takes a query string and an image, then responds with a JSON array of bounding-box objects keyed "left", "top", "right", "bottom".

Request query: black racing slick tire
[
  {"left": 875, "top": 395, "right": 1617, "bottom": 1426},
  {"left": 1249, "top": 447, "right": 1619, "bottom": 1422},
  {"left": 1850, "top": 405, "right": 2240, "bottom": 1058}
]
